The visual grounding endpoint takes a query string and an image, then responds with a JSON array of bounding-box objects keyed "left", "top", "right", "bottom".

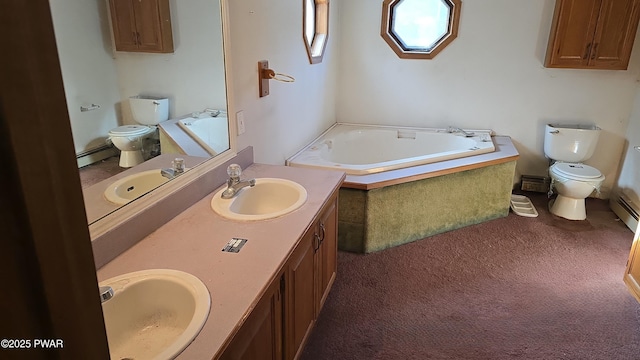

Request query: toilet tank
[
  {"left": 543, "top": 124, "right": 601, "bottom": 162},
  {"left": 129, "top": 96, "right": 169, "bottom": 125}
]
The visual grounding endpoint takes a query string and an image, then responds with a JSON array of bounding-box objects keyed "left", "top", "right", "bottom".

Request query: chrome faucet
[
  {"left": 161, "top": 158, "right": 185, "bottom": 179},
  {"left": 99, "top": 286, "right": 114, "bottom": 303},
  {"left": 221, "top": 164, "right": 255, "bottom": 199},
  {"left": 447, "top": 126, "right": 475, "bottom": 137}
]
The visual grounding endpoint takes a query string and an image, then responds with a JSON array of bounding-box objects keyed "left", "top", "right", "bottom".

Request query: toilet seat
[
  {"left": 108, "top": 125, "right": 152, "bottom": 137},
  {"left": 551, "top": 163, "right": 602, "bottom": 180}
]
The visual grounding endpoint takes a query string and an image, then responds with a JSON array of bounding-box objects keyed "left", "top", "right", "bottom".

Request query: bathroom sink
[
  {"left": 211, "top": 178, "right": 308, "bottom": 221},
  {"left": 104, "top": 169, "right": 169, "bottom": 205},
  {"left": 99, "top": 269, "right": 210, "bottom": 360}
]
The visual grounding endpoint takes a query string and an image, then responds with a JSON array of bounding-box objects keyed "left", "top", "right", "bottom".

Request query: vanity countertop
[{"left": 96, "top": 163, "right": 346, "bottom": 359}]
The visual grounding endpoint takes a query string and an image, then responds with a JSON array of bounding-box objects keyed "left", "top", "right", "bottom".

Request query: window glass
[
  {"left": 303, "top": 0, "right": 329, "bottom": 64},
  {"left": 305, "top": 0, "right": 316, "bottom": 47},
  {"left": 381, "top": 0, "right": 460, "bottom": 59}
]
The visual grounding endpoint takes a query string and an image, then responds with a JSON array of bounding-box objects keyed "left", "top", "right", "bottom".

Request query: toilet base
[
  {"left": 119, "top": 150, "right": 145, "bottom": 168},
  {"left": 549, "top": 195, "right": 586, "bottom": 220}
]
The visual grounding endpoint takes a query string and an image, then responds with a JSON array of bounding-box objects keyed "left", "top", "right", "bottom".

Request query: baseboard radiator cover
[
  {"left": 76, "top": 145, "right": 118, "bottom": 168},
  {"left": 610, "top": 192, "right": 639, "bottom": 232}
]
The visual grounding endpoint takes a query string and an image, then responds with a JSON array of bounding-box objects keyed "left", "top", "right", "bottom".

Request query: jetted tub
[
  {"left": 286, "top": 123, "right": 495, "bottom": 175},
  {"left": 177, "top": 114, "right": 229, "bottom": 156},
  {"left": 286, "top": 123, "right": 518, "bottom": 254}
]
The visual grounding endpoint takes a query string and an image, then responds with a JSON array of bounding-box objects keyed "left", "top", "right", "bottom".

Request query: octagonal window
[
  {"left": 303, "top": 0, "right": 329, "bottom": 64},
  {"left": 381, "top": 0, "right": 461, "bottom": 59}
]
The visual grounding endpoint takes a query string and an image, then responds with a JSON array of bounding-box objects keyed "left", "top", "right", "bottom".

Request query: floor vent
[{"left": 610, "top": 192, "right": 639, "bottom": 232}]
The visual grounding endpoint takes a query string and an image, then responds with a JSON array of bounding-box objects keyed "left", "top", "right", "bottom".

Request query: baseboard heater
[
  {"left": 76, "top": 145, "right": 118, "bottom": 168},
  {"left": 610, "top": 192, "right": 639, "bottom": 232}
]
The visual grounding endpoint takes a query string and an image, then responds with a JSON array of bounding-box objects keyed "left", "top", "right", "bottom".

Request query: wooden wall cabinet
[
  {"left": 545, "top": 0, "right": 640, "bottom": 70},
  {"left": 220, "top": 194, "right": 339, "bottom": 360},
  {"left": 108, "top": 0, "right": 174, "bottom": 53}
]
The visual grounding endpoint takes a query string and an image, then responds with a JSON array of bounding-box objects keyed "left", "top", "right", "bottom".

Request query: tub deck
[
  {"left": 343, "top": 135, "right": 519, "bottom": 190},
  {"left": 338, "top": 136, "right": 519, "bottom": 253}
]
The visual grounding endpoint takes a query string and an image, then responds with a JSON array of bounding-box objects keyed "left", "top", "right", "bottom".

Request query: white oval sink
[
  {"left": 211, "top": 178, "right": 307, "bottom": 221},
  {"left": 99, "top": 269, "right": 210, "bottom": 360},
  {"left": 104, "top": 170, "right": 169, "bottom": 205}
]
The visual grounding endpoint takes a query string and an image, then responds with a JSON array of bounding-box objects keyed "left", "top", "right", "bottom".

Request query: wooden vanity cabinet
[
  {"left": 108, "top": 0, "right": 174, "bottom": 53},
  {"left": 285, "top": 194, "right": 338, "bottom": 360},
  {"left": 219, "top": 193, "right": 338, "bottom": 360},
  {"left": 545, "top": 0, "right": 640, "bottom": 70},
  {"left": 219, "top": 277, "right": 284, "bottom": 360}
]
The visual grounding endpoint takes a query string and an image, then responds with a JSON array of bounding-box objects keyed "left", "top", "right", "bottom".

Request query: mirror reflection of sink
[
  {"left": 99, "top": 269, "right": 210, "bottom": 360},
  {"left": 211, "top": 178, "right": 307, "bottom": 221},
  {"left": 104, "top": 170, "right": 169, "bottom": 205}
]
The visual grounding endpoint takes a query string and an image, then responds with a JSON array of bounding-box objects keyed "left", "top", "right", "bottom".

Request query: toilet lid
[
  {"left": 552, "top": 163, "right": 602, "bottom": 179},
  {"left": 109, "top": 125, "right": 151, "bottom": 136}
]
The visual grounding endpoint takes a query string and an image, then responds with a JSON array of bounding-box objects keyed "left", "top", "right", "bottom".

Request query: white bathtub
[
  {"left": 286, "top": 123, "right": 495, "bottom": 175},
  {"left": 177, "top": 115, "right": 229, "bottom": 156}
]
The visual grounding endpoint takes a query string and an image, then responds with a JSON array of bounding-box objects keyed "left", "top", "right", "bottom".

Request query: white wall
[
  {"left": 115, "top": 0, "right": 227, "bottom": 122},
  {"left": 227, "top": 0, "right": 339, "bottom": 164},
  {"left": 335, "top": 0, "right": 640, "bottom": 197},
  {"left": 50, "top": 0, "right": 120, "bottom": 154},
  {"left": 615, "top": 88, "right": 640, "bottom": 205}
]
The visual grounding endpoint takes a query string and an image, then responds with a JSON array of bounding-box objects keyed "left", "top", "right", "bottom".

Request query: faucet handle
[
  {"left": 172, "top": 158, "right": 185, "bottom": 174},
  {"left": 227, "top": 164, "right": 242, "bottom": 179}
]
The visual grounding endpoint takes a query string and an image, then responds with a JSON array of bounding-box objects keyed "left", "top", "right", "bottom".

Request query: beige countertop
[{"left": 96, "top": 163, "right": 345, "bottom": 359}]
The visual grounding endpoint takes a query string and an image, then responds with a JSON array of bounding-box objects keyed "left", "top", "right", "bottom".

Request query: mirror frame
[{"left": 88, "top": 0, "right": 237, "bottom": 241}]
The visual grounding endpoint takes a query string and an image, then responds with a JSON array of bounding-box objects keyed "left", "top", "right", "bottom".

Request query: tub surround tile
[
  {"left": 96, "top": 162, "right": 346, "bottom": 359},
  {"left": 91, "top": 147, "right": 253, "bottom": 268}
]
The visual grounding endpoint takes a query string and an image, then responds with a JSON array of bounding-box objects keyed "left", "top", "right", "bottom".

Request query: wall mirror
[{"left": 49, "top": 0, "right": 234, "bottom": 229}]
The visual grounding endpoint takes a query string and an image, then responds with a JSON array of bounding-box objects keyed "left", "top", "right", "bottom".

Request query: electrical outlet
[{"left": 236, "top": 110, "right": 246, "bottom": 135}]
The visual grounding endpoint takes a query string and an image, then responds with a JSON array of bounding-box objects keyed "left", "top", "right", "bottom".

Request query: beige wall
[
  {"left": 334, "top": 0, "right": 640, "bottom": 197},
  {"left": 228, "top": 0, "right": 339, "bottom": 165}
]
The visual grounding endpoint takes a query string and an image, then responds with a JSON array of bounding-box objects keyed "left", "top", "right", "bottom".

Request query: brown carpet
[{"left": 301, "top": 192, "right": 640, "bottom": 360}]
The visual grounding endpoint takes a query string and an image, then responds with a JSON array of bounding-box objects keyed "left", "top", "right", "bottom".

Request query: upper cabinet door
[
  {"left": 109, "top": 0, "right": 139, "bottom": 52},
  {"left": 545, "top": 0, "right": 640, "bottom": 70},
  {"left": 545, "top": 0, "right": 601, "bottom": 68},
  {"left": 590, "top": 0, "right": 640, "bottom": 69},
  {"left": 109, "top": 0, "right": 174, "bottom": 53}
]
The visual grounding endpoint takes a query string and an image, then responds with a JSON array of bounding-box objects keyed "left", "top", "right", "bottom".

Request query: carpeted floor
[
  {"left": 78, "top": 156, "right": 125, "bottom": 188},
  {"left": 301, "top": 192, "right": 640, "bottom": 360}
]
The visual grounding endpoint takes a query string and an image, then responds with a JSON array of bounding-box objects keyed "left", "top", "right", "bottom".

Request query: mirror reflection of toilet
[
  {"left": 544, "top": 124, "right": 605, "bottom": 220},
  {"left": 108, "top": 96, "right": 169, "bottom": 168}
]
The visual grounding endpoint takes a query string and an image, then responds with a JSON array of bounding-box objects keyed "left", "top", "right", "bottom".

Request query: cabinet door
[
  {"left": 590, "top": 0, "right": 640, "bottom": 69},
  {"left": 133, "top": 0, "right": 173, "bottom": 53},
  {"left": 109, "top": 0, "right": 139, "bottom": 52},
  {"left": 220, "top": 277, "right": 283, "bottom": 360},
  {"left": 316, "top": 198, "right": 338, "bottom": 312},
  {"left": 545, "top": 0, "right": 601, "bottom": 68},
  {"left": 285, "top": 230, "right": 316, "bottom": 360},
  {"left": 108, "top": 0, "right": 173, "bottom": 53}
]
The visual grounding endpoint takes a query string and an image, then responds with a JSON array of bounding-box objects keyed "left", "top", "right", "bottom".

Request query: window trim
[
  {"left": 381, "top": 0, "right": 461, "bottom": 59},
  {"left": 303, "top": 0, "right": 329, "bottom": 64}
]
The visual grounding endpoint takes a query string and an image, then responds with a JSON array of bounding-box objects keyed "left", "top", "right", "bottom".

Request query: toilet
[
  {"left": 108, "top": 96, "right": 169, "bottom": 167},
  {"left": 544, "top": 124, "right": 605, "bottom": 220}
]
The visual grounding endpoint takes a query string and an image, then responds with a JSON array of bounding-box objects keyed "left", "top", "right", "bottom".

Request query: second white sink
[
  {"left": 99, "top": 269, "right": 210, "bottom": 360},
  {"left": 211, "top": 178, "right": 307, "bottom": 221},
  {"left": 104, "top": 170, "right": 169, "bottom": 205}
]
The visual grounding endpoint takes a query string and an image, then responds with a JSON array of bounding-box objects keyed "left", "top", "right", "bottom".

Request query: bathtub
[
  {"left": 286, "top": 123, "right": 519, "bottom": 253},
  {"left": 177, "top": 115, "right": 229, "bottom": 156},
  {"left": 286, "top": 123, "right": 495, "bottom": 175}
]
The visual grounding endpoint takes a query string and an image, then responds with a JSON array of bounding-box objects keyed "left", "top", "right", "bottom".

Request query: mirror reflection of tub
[{"left": 159, "top": 113, "right": 230, "bottom": 158}]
